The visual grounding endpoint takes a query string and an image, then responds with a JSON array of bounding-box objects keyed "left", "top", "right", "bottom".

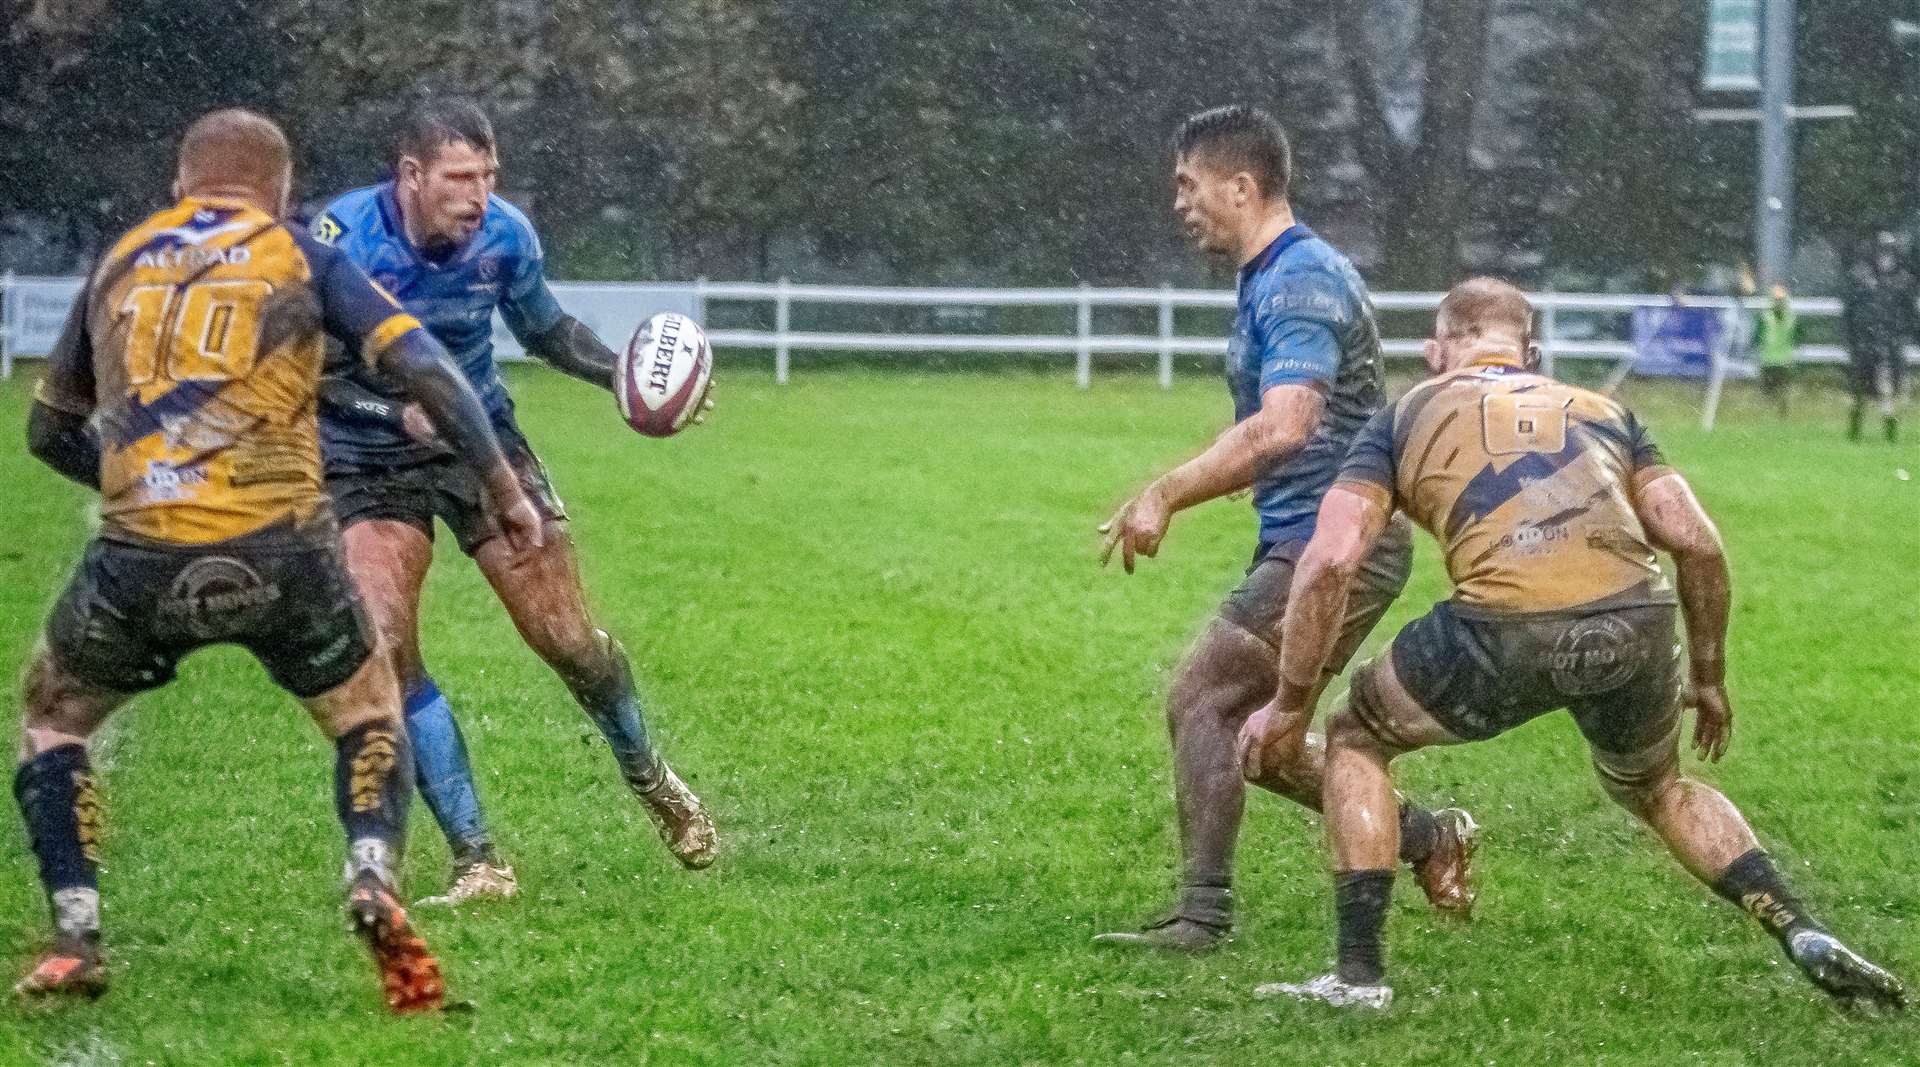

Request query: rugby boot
[
  {"left": 1411, "top": 807, "right": 1478, "bottom": 917},
  {"left": 634, "top": 762, "right": 717, "bottom": 869},
  {"left": 347, "top": 873, "right": 445, "bottom": 1014},
  {"left": 14, "top": 937, "right": 106, "bottom": 999},
  {"left": 1092, "top": 913, "right": 1230, "bottom": 954},
  {"left": 1254, "top": 972, "right": 1392, "bottom": 1011},
  {"left": 1787, "top": 930, "right": 1906, "bottom": 1010},
  {"left": 416, "top": 858, "right": 518, "bottom": 907}
]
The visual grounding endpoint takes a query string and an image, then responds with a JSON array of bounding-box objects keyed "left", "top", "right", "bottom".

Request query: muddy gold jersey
[
  {"left": 1336, "top": 358, "right": 1676, "bottom": 617},
  {"left": 34, "top": 197, "right": 424, "bottom": 547}
]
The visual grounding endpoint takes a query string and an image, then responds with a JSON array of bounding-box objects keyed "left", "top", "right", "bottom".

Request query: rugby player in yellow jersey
[
  {"left": 1242, "top": 278, "right": 1904, "bottom": 1010},
  {"left": 13, "top": 109, "right": 541, "bottom": 1012}
]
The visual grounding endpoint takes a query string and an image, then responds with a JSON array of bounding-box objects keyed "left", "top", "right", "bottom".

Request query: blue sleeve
[
  {"left": 1253, "top": 271, "right": 1346, "bottom": 393},
  {"left": 499, "top": 224, "right": 566, "bottom": 342},
  {"left": 1335, "top": 405, "right": 1398, "bottom": 506}
]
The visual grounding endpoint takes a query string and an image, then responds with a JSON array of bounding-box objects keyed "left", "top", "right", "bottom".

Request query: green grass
[{"left": 0, "top": 366, "right": 1915, "bottom": 1065}]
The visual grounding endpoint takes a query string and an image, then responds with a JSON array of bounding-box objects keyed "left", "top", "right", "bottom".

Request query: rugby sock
[
  {"left": 1396, "top": 805, "right": 1440, "bottom": 865},
  {"left": 1333, "top": 869, "right": 1394, "bottom": 986},
  {"left": 1176, "top": 877, "right": 1234, "bottom": 930},
  {"left": 1886, "top": 416, "right": 1899, "bottom": 444},
  {"left": 1711, "top": 848, "right": 1824, "bottom": 947},
  {"left": 574, "top": 634, "right": 661, "bottom": 793},
  {"left": 334, "top": 720, "right": 413, "bottom": 887},
  {"left": 402, "top": 677, "right": 495, "bottom": 864},
  {"left": 14, "top": 744, "right": 103, "bottom": 944}
]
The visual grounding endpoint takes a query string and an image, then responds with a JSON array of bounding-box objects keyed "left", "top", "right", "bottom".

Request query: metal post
[
  {"left": 774, "top": 276, "right": 791, "bottom": 385},
  {"left": 694, "top": 275, "right": 709, "bottom": 324},
  {"left": 1075, "top": 283, "right": 1092, "bottom": 389},
  {"left": 1897, "top": 19, "right": 1920, "bottom": 229},
  {"left": 1755, "top": 0, "right": 1796, "bottom": 290},
  {"left": 1538, "top": 292, "right": 1557, "bottom": 379},
  {"left": 1157, "top": 285, "right": 1174, "bottom": 389},
  {"left": 0, "top": 271, "right": 12, "bottom": 380}
]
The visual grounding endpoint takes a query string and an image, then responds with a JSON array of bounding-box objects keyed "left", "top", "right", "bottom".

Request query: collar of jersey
[
  {"left": 1239, "top": 223, "right": 1316, "bottom": 283},
  {"left": 1463, "top": 353, "right": 1527, "bottom": 371},
  {"left": 376, "top": 180, "right": 480, "bottom": 272}
]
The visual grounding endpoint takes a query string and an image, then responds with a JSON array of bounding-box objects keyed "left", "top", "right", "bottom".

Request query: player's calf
[{"left": 13, "top": 743, "right": 108, "bottom": 998}]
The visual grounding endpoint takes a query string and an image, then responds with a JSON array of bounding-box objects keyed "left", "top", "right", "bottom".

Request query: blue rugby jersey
[
  {"left": 309, "top": 182, "right": 565, "bottom": 465},
  {"left": 1227, "top": 225, "right": 1391, "bottom": 548}
]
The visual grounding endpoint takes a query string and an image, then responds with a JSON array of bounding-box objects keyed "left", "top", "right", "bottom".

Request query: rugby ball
[{"left": 617, "top": 312, "right": 714, "bottom": 438}]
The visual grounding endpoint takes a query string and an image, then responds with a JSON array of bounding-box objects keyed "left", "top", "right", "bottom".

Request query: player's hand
[
  {"left": 400, "top": 403, "right": 442, "bottom": 446},
  {"left": 481, "top": 465, "right": 545, "bottom": 555},
  {"left": 1237, "top": 693, "right": 1310, "bottom": 781},
  {"left": 1099, "top": 486, "right": 1171, "bottom": 574},
  {"left": 1686, "top": 681, "right": 1733, "bottom": 762},
  {"left": 691, "top": 379, "right": 716, "bottom": 427}
]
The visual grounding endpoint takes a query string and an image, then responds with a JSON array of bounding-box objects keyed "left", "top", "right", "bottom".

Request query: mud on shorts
[
  {"left": 1350, "top": 599, "right": 1684, "bottom": 791},
  {"left": 45, "top": 536, "right": 374, "bottom": 698},
  {"left": 325, "top": 422, "right": 567, "bottom": 555},
  {"left": 1217, "top": 512, "right": 1415, "bottom": 683}
]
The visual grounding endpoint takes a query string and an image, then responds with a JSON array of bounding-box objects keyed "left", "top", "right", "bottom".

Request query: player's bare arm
[
  {"left": 376, "top": 333, "right": 543, "bottom": 554},
  {"left": 1633, "top": 467, "right": 1734, "bottom": 762},
  {"left": 1100, "top": 383, "right": 1325, "bottom": 572},
  {"left": 1238, "top": 486, "right": 1388, "bottom": 778}
]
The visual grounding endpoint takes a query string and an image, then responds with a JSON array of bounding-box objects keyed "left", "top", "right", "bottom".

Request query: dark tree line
[{"left": 3, "top": 0, "right": 1914, "bottom": 291}]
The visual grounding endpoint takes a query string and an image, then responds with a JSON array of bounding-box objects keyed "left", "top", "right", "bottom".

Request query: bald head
[
  {"left": 175, "top": 108, "right": 292, "bottom": 213},
  {"left": 1428, "top": 277, "right": 1537, "bottom": 373}
]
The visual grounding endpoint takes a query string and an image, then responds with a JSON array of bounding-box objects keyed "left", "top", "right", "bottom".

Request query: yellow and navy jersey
[
  {"left": 34, "top": 197, "right": 424, "bottom": 547},
  {"left": 1335, "top": 357, "right": 1676, "bottom": 617}
]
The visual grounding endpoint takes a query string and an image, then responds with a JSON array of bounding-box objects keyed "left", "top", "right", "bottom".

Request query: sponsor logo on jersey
[
  {"left": 135, "top": 245, "right": 252, "bottom": 270},
  {"left": 141, "top": 459, "right": 209, "bottom": 501}
]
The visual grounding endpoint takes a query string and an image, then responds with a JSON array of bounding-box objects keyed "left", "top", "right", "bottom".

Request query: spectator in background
[
  {"left": 1757, "top": 285, "right": 1796, "bottom": 417},
  {"left": 1842, "top": 232, "right": 1917, "bottom": 443}
]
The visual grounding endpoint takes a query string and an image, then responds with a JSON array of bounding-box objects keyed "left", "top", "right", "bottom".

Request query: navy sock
[
  {"left": 334, "top": 720, "right": 412, "bottom": 885},
  {"left": 1397, "top": 805, "right": 1439, "bottom": 865},
  {"left": 403, "top": 677, "right": 494, "bottom": 864},
  {"left": 575, "top": 635, "right": 660, "bottom": 792},
  {"left": 1334, "top": 869, "right": 1394, "bottom": 985},
  {"left": 1712, "top": 849, "right": 1822, "bottom": 947},
  {"left": 14, "top": 744, "right": 103, "bottom": 942}
]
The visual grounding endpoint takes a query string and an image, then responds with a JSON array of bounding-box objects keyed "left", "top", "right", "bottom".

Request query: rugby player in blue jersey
[
  {"left": 1094, "top": 106, "right": 1475, "bottom": 952},
  {"left": 311, "top": 100, "right": 716, "bottom": 904}
]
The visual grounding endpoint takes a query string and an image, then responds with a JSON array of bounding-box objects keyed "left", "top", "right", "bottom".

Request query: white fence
[{"left": 2, "top": 273, "right": 1904, "bottom": 386}]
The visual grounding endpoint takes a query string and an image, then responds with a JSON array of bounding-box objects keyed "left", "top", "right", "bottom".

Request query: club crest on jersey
[{"left": 311, "top": 214, "right": 345, "bottom": 246}]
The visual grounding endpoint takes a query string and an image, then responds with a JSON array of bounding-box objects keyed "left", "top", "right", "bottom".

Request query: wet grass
[{"left": 0, "top": 366, "right": 1915, "bottom": 1065}]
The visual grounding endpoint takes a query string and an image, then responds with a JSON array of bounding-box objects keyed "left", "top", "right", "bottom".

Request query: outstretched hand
[{"left": 1098, "top": 487, "right": 1171, "bottom": 574}]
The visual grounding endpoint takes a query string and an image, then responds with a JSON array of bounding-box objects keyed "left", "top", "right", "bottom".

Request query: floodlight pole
[
  {"left": 1755, "top": 0, "right": 1795, "bottom": 291},
  {"left": 1896, "top": 17, "right": 1920, "bottom": 227}
]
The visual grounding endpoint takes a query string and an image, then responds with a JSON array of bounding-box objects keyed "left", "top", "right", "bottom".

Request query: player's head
[
  {"left": 174, "top": 109, "right": 293, "bottom": 216},
  {"left": 1171, "top": 105, "right": 1291, "bottom": 257},
  {"left": 392, "top": 98, "right": 498, "bottom": 252},
  {"left": 1427, "top": 277, "right": 1539, "bottom": 374}
]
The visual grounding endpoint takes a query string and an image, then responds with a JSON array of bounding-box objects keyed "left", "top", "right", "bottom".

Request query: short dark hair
[
  {"left": 1173, "top": 105, "right": 1292, "bottom": 201},
  {"left": 1437, "top": 277, "right": 1534, "bottom": 343},
  {"left": 177, "top": 108, "right": 291, "bottom": 196},
  {"left": 392, "top": 98, "right": 495, "bottom": 167}
]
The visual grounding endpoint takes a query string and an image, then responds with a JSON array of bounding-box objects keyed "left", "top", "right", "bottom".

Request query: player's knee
[
  {"left": 1325, "top": 704, "right": 1374, "bottom": 753},
  {"left": 1169, "top": 622, "right": 1272, "bottom": 720},
  {"left": 1593, "top": 756, "right": 1673, "bottom": 819}
]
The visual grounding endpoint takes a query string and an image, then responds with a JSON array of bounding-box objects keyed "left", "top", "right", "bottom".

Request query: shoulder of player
[
  {"left": 484, "top": 193, "right": 544, "bottom": 258},
  {"left": 309, "top": 185, "right": 387, "bottom": 248},
  {"left": 1254, "top": 259, "right": 1360, "bottom": 328}
]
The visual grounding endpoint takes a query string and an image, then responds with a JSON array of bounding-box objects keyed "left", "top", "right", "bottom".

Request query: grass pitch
[{"left": 0, "top": 366, "right": 1915, "bottom": 1065}]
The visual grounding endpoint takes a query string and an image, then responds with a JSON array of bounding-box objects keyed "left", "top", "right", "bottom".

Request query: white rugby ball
[{"left": 617, "top": 312, "right": 714, "bottom": 438}]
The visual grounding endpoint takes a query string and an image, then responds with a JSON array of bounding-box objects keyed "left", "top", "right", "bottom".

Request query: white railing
[{"left": 4, "top": 272, "right": 1906, "bottom": 386}]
